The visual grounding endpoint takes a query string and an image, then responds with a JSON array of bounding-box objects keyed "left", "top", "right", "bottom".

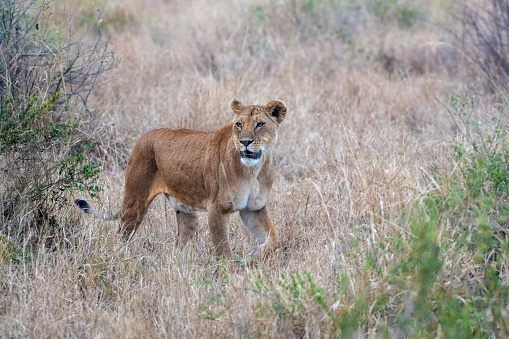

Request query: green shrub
[
  {"left": 0, "top": 235, "right": 25, "bottom": 264},
  {"left": 0, "top": 0, "right": 116, "bottom": 245},
  {"left": 390, "top": 96, "right": 509, "bottom": 336}
]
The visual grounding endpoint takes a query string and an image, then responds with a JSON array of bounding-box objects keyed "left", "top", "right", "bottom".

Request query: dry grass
[{"left": 1, "top": 0, "right": 506, "bottom": 337}]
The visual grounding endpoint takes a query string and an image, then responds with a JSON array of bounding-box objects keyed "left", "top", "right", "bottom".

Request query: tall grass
[{"left": 1, "top": 0, "right": 509, "bottom": 337}]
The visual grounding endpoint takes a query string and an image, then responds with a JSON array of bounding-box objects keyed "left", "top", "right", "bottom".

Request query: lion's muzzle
[{"left": 240, "top": 149, "right": 262, "bottom": 160}]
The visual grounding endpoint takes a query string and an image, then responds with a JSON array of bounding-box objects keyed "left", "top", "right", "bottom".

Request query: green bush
[{"left": 0, "top": 0, "right": 116, "bottom": 244}]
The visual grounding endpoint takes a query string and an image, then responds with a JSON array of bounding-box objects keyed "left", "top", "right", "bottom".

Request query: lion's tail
[{"left": 75, "top": 199, "right": 120, "bottom": 221}]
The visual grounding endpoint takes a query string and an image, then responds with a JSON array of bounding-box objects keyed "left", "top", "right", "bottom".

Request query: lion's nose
[{"left": 240, "top": 139, "right": 253, "bottom": 147}]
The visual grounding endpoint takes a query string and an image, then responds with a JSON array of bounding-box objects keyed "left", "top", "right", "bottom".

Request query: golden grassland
[{"left": 2, "top": 0, "right": 508, "bottom": 337}]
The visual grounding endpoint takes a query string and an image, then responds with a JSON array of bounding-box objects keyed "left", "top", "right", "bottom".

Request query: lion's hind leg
[
  {"left": 119, "top": 172, "right": 163, "bottom": 241},
  {"left": 119, "top": 193, "right": 156, "bottom": 240},
  {"left": 175, "top": 210, "right": 199, "bottom": 249}
]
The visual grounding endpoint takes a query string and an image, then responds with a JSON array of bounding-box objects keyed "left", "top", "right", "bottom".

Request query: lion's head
[{"left": 230, "top": 99, "right": 287, "bottom": 167}]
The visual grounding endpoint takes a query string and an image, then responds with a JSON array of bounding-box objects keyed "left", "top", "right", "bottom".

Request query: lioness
[{"left": 75, "top": 99, "right": 287, "bottom": 260}]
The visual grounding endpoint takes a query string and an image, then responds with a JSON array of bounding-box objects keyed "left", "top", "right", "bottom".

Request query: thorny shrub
[{"left": 0, "top": 0, "right": 116, "bottom": 246}]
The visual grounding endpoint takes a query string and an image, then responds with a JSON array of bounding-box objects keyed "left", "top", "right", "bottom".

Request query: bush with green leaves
[{"left": 0, "top": 0, "right": 116, "bottom": 244}]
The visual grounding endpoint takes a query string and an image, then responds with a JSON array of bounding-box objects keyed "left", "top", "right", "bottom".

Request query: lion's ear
[
  {"left": 231, "top": 99, "right": 244, "bottom": 115},
  {"left": 266, "top": 100, "right": 287, "bottom": 124}
]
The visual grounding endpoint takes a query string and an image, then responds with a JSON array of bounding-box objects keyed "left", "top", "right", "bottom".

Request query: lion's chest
[{"left": 232, "top": 179, "right": 267, "bottom": 212}]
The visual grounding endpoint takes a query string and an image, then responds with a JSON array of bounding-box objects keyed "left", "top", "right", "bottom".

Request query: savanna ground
[{"left": 2, "top": 0, "right": 509, "bottom": 337}]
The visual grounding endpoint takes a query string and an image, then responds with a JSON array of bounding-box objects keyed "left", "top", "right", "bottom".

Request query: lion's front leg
[
  {"left": 240, "top": 206, "right": 278, "bottom": 258},
  {"left": 207, "top": 209, "right": 233, "bottom": 260}
]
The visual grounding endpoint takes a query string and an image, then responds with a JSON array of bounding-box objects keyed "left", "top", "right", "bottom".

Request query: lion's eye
[
  {"left": 236, "top": 122, "right": 242, "bottom": 128},
  {"left": 256, "top": 122, "right": 265, "bottom": 128}
]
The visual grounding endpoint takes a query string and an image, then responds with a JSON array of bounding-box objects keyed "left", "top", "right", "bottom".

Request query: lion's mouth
[{"left": 240, "top": 150, "right": 262, "bottom": 160}]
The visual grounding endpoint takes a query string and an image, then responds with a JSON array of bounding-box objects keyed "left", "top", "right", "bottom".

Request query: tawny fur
[{"left": 76, "top": 99, "right": 287, "bottom": 260}]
